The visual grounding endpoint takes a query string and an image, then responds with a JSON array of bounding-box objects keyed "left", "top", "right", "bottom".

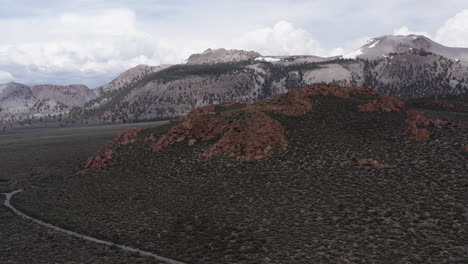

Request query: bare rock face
[
  {"left": 358, "top": 95, "right": 405, "bottom": 112},
  {"left": 84, "top": 128, "right": 144, "bottom": 171},
  {"left": 186, "top": 48, "right": 261, "bottom": 65},
  {"left": 32, "top": 84, "right": 97, "bottom": 107}
]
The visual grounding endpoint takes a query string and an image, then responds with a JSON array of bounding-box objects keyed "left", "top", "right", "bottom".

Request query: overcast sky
[{"left": 1, "top": 0, "right": 468, "bottom": 87}]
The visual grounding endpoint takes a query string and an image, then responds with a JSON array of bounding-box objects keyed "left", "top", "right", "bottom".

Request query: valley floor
[
  {"left": 0, "top": 121, "right": 167, "bottom": 264},
  {"left": 1, "top": 94, "right": 467, "bottom": 263}
]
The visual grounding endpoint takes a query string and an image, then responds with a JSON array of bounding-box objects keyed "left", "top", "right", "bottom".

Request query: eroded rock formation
[{"left": 358, "top": 95, "right": 405, "bottom": 112}]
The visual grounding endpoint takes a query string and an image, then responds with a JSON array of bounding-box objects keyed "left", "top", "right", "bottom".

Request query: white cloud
[
  {"left": 4, "top": 5, "right": 468, "bottom": 88},
  {"left": 435, "top": 9, "right": 468, "bottom": 47},
  {"left": 0, "top": 8, "right": 196, "bottom": 87},
  {"left": 237, "top": 21, "right": 341, "bottom": 57},
  {"left": 393, "top": 26, "right": 431, "bottom": 38},
  {"left": 0, "top": 71, "right": 14, "bottom": 83}
]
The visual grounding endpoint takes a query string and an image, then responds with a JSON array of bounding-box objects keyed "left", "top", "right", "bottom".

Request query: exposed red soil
[
  {"left": 84, "top": 128, "right": 144, "bottom": 171},
  {"left": 358, "top": 95, "right": 405, "bottom": 112},
  {"left": 357, "top": 158, "right": 393, "bottom": 169}
]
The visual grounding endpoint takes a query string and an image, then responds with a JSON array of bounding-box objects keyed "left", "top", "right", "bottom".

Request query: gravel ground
[{"left": 8, "top": 96, "right": 468, "bottom": 263}]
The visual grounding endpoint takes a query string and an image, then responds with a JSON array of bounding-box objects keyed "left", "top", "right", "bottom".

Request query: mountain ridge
[{"left": 3, "top": 34, "right": 468, "bottom": 125}]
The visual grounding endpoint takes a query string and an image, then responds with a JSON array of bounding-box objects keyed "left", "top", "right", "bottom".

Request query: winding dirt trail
[{"left": 2, "top": 190, "right": 186, "bottom": 264}]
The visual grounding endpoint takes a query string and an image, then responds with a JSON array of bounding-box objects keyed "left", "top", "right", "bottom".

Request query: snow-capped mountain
[
  {"left": 73, "top": 36, "right": 468, "bottom": 123},
  {"left": 343, "top": 35, "right": 468, "bottom": 62},
  {"left": 4, "top": 35, "right": 468, "bottom": 125}
]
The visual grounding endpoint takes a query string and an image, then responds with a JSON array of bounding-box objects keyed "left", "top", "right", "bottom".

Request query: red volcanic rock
[
  {"left": 462, "top": 144, "right": 468, "bottom": 152},
  {"left": 357, "top": 158, "right": 393, "bottom": 169},
  {"left": 257, "top": 83, "right": 378, "bottom": 116},
  {"left": 424, "top": 100, "right": 455, "bottom": 109},
  {"left": 150, "top": 104, "right": 287, "bottom": 161},
  {"left": 406, "top": 111, "right": 432, "bottom": 126},
  {"left": 302, "top": 83, "right": 378, "bottom": 98},
  {"left": 202, "top": 106, "right": 288, "bottom": 161},
  {"left": 256, "top": 88, "right": 314, "bottom": 116},
  {"left": 84, "top": 128, "right": 144, "bottom": 170},
  {"left": 150, "top": 116, "right": 230, "bottom": 151},
  {"left": 404, "top": 124, "right": 431, "bottom": 142},
  {"left": 358, "top": 95, "right": 405, "bottom": 112},
  {"left": 404, "top": 111, "right": 432, "bottom": 142},
  {"left": 456, "top": 122, "right": 468, "bottom": 129},
  {"left": 150, "top": 84, "right": 380, "bottom": 161}
]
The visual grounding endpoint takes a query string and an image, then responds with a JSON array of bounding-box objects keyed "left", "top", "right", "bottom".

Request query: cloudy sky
[{"left": 1, "top": 0, "right": 468, "bottom": 87}]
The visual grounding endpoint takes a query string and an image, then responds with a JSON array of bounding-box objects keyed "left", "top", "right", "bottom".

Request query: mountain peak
[
  {"left": 343, "top": 34, "right": 468, "bottom": 61},
  {"left": 186, "top": 48, "right": 261, "bottom": 64}
]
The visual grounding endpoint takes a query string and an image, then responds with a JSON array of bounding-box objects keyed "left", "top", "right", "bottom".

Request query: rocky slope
[
  {"left": 73, "top": 35, "right": 468, "bottom": 123},
  {"left": 0, "top": 82, "right": 68, "bottom": 122},
  {"left": 97, "top": 64, "right": 172, "bottom": 95},
  {"left": 32, "top": 84, "right": 97, "bottom": 107},
  {"left": 0, "top": 82, "right": 36, "bottom": 115},
  {"left": 17, "top": 84, "right": 468, "bottom": 264}
]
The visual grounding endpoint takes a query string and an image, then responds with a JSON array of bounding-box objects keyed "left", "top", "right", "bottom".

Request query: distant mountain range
[
  {"left": 0, "top": 82, "right": 96, "bottom": 123},
  {"left": 2, "top": 34, "right": 468, "bottom": 124}
]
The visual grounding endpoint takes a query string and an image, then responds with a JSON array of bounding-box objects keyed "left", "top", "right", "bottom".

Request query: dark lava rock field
[{"left": 9, "top": 93, "right": 468, "bottom": 264}]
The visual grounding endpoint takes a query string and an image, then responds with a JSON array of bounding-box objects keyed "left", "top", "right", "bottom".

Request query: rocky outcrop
[
  {"left": 357, "top": 158, "right": 393, "bottom": 169},
  {"left": 404, "top": 111, "right": 432, "bottom": 142},
  {"left": 186, "top": 49, "right": 261, "bottom": 65},
  {"left": 150, "top": 84, "right": 379, "bottom": 161},
  {"left": 358, "top": 95, "right": 405, "bottom": 112},
  {"left": 149, "top": 103, "right": 288, "bottom": 161},
  {"left": 84, "top": 128, "right": 144, "bottom": 170}
]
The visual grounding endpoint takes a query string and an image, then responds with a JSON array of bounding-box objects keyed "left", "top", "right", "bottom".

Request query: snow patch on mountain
[{"left": 343, "top": 48, "right": 363, "bottom": 59}]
